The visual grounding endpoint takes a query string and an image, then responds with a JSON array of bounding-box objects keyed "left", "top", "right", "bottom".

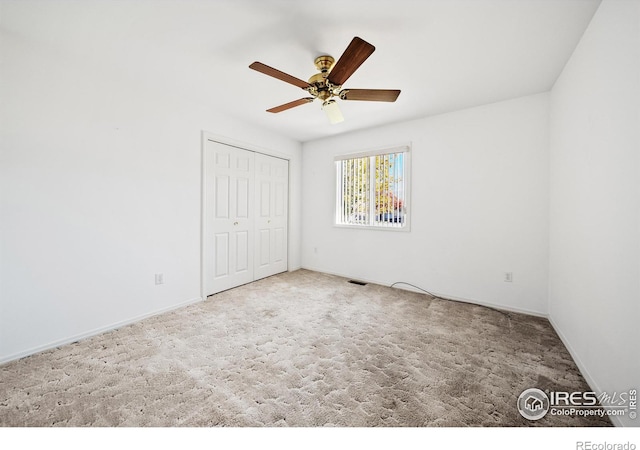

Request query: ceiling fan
[{"left": 249, "top": 36, "right": 401, "bottom": 124}]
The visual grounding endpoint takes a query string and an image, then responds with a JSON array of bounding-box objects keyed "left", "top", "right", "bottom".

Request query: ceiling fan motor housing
[{"left": 309, "top": 55, "right": 340, "bottom": 101}]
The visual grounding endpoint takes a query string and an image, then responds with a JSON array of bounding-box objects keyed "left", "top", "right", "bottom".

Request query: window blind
[{"left": 335, "top": 146, "right": 409, "bottom": 229}]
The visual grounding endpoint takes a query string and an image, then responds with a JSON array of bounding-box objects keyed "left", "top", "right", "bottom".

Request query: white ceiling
[{"left": 3, "top": 0, "right": 601, "bottom": 142}]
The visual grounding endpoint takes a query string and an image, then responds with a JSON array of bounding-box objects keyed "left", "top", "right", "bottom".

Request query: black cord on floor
[
  {"left": 390, "top": 281, "right": 441, "bottom": 299},
  {"left": 389, "top": 281, "right": 513, "bottom": 320}
]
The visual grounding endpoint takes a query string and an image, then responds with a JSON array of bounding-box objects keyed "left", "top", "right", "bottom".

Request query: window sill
[{"left": 334, "top": 223, "right": 411, "bottom": 232}]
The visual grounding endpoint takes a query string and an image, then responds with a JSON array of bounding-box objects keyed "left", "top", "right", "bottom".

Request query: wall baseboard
[
  {"left": 397, "top": 283, "right": 548, "bottom": 318},
  {"left": 300, "top": 265, "right": 547, "bottom": 318},
  {"left": 0, "top": 296, "right": 204, "bottom": 366},
  {"left": 548, "top": 315, "right": 623, "bottom": 427}
]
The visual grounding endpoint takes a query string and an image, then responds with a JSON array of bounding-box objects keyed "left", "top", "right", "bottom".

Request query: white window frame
[{"left": 334, "top": 144, "right": 411, "bottom": 232}]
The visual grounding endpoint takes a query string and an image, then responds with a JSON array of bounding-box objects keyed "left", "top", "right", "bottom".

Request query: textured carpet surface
[{"left": 0, "top": 269, "right": 610, "bottom": 427}]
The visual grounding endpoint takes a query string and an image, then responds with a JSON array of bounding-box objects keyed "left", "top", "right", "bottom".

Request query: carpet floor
[{"left": 0, "top": 269, "right": 610, "bottom": 427}]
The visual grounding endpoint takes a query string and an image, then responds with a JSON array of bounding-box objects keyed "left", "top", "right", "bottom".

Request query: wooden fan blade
[
  {"left": 328, "top": 37, "right": 375, "bottom": 86},
  {"left": 341, "top": 89, "right": 401, "bottom": 102},
  {"left": 249, "top": 62, "right": 311, "bottom": 89},
  {"left": 267, "top": 97, "right": 315, "bottom": 113}
]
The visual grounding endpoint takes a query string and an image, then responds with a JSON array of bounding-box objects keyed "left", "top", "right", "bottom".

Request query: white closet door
[
  {"left": 254, "top": 153, "right": 288, "bottom": 280},
  {"left": 205, "top": 141, "right": 255, "bottom": 295}
]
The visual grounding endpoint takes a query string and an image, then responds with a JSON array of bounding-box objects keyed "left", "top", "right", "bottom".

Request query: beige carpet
[{"left": 0, "top": 269, "right": 610, "bottom": 427}]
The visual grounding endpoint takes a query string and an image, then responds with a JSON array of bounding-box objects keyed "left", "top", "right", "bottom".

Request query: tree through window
[{"left": 335, "top": 146, "right": 410, "bottom": 229}]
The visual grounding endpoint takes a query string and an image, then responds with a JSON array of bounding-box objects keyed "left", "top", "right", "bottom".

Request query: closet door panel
[
  {"left": 254, "top": 153, "right": 288, "bottom": 280},
  {"left": 205, "top": 142, "right": 255, "bottom": 295}
]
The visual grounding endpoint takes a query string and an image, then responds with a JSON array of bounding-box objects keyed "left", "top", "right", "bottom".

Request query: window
[{"left": 335, "top": 145, "right": 410, "bottom": 229}]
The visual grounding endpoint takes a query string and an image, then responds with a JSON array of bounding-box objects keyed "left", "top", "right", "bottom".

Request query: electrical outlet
[
  {"left": 504, "top": 272, "right": 513, "bottom": 283},
  {"left": 155, "top": 273, "right": 164, "bottom": 285}
]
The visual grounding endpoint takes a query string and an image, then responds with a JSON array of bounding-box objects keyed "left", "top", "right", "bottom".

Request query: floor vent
[{"left": 348, "top": 280, "right": 367, "bottom": 286}]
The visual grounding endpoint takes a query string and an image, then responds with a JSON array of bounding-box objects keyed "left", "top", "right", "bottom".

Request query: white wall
[
  {"left": 0, "top": 28, "right": 302, "bottom": 362},
  {"left": 301, "top": 93, "right": 550, "bottom": 315},
  {"left": 549, "top": 0, "right": 639, "bottom": 427}
]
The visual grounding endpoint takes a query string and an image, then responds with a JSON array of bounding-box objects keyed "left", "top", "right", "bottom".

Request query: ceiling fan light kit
[
  {"left": 249, "top": 36, "right": 401, "bottom": 124},
  {"left": 322, "top": 99, "right": 344, "bottom": 124}
]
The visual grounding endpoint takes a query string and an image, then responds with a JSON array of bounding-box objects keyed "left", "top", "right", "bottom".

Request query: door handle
[{"left": 233, "top": 221, "right": 239, "bottom": 226}]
